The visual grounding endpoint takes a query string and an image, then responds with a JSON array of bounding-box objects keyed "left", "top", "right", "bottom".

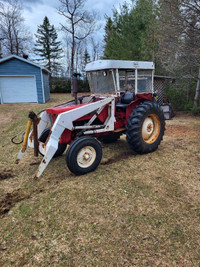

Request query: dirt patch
[
  {"left": 101, "top": 152, "right": 134, "bottom": 165},
  {"left": 0, "top": 185, "right": 48, "bottom": 217},
  {"left": 29, "top": 159, "right": 42, "bottom": 166},
  {"left": 0, "top": 190, "right": 27, "bottom": 217},
  {"left": 0, "top": 170, "right": 13, "bottom": 181},
  {"left": 165, "top": 125, "right": 196, "bottom": 137}
]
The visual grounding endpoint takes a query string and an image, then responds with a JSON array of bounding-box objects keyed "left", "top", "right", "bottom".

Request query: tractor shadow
[{"left": 101, "top": 136, "right": 136, "bottom": 165}]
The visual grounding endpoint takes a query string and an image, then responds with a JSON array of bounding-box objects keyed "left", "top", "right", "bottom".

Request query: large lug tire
[
  {"left": 66, "top": 136, "right": 102, "bottom": 175},
  {"left": 126, "top": 101, "right": 165, "bottom": 154},
  {"left": 39, "top": 128, "right": 67, "bottom": 158}
]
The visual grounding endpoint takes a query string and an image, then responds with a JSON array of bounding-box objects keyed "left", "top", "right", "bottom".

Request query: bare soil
[
  {"left": 0, "top": 189, "right": 26, "bottom": 216},
  {"left": 0, "top": 169, "right": 13, "bottom": 181}
]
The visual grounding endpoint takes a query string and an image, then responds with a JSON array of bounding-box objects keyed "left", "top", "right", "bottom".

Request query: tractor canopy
[{"left": 85, "top": 60, "right": 155, "bottom": 95}]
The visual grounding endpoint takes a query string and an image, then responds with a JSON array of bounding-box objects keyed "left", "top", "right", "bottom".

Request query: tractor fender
[{"left": 126, "top": 93, "right": 153, "bottom": 121}]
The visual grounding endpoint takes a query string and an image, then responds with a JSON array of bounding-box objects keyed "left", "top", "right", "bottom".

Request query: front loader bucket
[{"left": 15, "top": 109, "right": 60, "bottom": 178}]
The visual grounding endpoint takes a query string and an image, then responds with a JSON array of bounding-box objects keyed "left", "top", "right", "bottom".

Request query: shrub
[
  {"left": 165, "top": 87, "right": 187, "bottom": 111},
  {"left": 51, "top": 77, "right": 90, "bottom": 93},
  {"left": 184, "top": 102, "right": 193, "bottom": 112},
  {"left": 191, "top": 106, "right": 200, "bottom": 116}
]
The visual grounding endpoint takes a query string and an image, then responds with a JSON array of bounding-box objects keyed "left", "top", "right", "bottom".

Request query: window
[
  {"left": 88, "top": 71, "right": 115, "bottom": 94},
  {"left": 119, "top": 71, "right": 135, "bottom": 92},
  {"left": 137, "top": 70, "right": 153, "bottom": 93}
]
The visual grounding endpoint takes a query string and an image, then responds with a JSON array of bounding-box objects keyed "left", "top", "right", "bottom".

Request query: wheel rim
[
  {"left": 142, "top": 114, "right": 161, "bottom": 144},
  {"left": 77, "top": 146, "right": 96, "bottom": 168}
]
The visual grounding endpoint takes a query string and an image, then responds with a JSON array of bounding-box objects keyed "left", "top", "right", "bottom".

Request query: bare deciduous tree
[
  {"left": 158, "top": 0, "right": 200, "bottom": 108},
  {"left": 90, "top": 36, "right": 101, "bottom": 61},
  {"left": 182, "top": 0, "right": 200, "bottom": 108},
  {"left": 57, "top": 0, "right": 97, "bottom": 93},
  {"left": 0, "top": 0, "right": 32, "bottom": 57}
]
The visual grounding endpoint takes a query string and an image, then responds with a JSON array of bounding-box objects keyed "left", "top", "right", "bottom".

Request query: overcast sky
[{"left": 19, "top": 0, "right": 132, "bottom": 42}]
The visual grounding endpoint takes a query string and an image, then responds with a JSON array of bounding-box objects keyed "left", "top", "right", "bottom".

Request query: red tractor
[{"left": 16, "top": 60, "right": 165, "bottom": 178}]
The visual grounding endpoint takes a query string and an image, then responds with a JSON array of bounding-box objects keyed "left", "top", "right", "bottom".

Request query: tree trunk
[
  {"left": 186, "top": 78, "right": 191, "bottom": 102},
  {"left": 0, "top": 41, "right": 2, "bottom": 58},
  {"left": 49, "top": 75, "right": 52, "bottom": 92},
  {"left": 71, "top": 35, "right": 75, "bottom": 95},
  {"left": 194, "top": 67, "right": 200, "bottom": 108}
]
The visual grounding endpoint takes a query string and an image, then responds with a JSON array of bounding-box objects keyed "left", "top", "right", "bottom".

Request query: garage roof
[{"left": 0, "top": 55, "right": 50, "bottom": 73}]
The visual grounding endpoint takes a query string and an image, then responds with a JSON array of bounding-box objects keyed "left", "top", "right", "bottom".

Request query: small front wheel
[
  {"left": 66, "top": 137, "right": 102, "bottom": 175},
  {"left": 39, "top": 128, "right": 67, "bottom": 157}
]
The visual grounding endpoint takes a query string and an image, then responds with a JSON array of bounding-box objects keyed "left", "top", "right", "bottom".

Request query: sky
[
  {"left": 1, "top": 0, "right": 132, "bottom": 68},
  {"left": 19, "top": 0, "right": 132, "bottom": 42}
]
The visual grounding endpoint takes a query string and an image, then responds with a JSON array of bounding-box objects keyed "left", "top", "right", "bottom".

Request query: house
[{"left": 0, "top": 55, "right": 50, "bottom": 104}]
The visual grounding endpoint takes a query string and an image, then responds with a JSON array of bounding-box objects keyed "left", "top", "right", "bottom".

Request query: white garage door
[{"left": 0, "top": 76, "right": 38, "bottom": 103}]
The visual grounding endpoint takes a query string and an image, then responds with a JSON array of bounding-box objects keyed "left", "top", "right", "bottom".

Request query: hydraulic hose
[{"left": 11, "top": 129, "right": 25, "bottom": 145}]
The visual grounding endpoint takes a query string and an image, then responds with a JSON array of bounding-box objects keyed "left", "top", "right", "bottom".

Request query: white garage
[
  {"left": 0, "top": 76, "right": 38, "bottom": 103},
  {"left": 0, "top": 55, "right": 50, "bottom": 104}
]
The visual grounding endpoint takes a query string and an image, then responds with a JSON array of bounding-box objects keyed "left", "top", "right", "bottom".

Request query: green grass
[{"left": 0, "top": 95, "right": 200, "bottom": 266}]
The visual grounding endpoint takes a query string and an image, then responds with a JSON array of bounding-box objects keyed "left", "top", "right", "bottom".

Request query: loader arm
[{"left": 35, "top": 96, "right": 115, "bottom": 178}]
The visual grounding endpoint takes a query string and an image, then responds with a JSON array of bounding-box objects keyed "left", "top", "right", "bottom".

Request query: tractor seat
[{"left": 116, "top": 92, "right": 135, "bottom": 110}]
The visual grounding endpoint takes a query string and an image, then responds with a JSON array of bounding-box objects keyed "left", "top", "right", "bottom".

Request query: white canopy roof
[{"left": 85, "top": 60, "right": 154, "bottom": 72}]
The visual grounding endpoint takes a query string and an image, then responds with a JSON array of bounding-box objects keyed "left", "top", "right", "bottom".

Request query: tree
[
  {"left": 133, "top": 0, "right": 159, "bottom": 62},
  {"left": 104, "top": 4, "right": 133, "bottom": 60},
  {"left": 0, "top": 38, "right": 3, "bottom": 58},
  {"left": 103, "top": 16, "right": 114, "bottom": 59},
  {"left": 83, "top": 48, "right": 90, "bottom": 67},
  {"left": 158, "top": 0, "right": 200, "bottom": 108},
  {"left": 90, "top": 36, "right": 102, "bottom": 61},
  {"left": 34, "top": 16, "right": 63, "bottom": 76},
  {"left": 57, "top": 0, "right": 97, "bottom": 93},
  {"left": 103, "top": 1, "right": 158, "bottom": 62},
  {"left": 80, "top": 47, "right": 90, "bottom": 79},
  {"left": 63, "top": 37, "right": 88, "bottom": 77},
  {"left": 0, "top": 0, "right": 32, "bottom": 56},
  {"left": 182, "top": 0, "right": 200, "bottom": 108}
]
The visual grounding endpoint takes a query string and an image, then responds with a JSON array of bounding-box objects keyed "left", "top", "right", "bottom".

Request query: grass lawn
[{"left": 0, "top": 93, "right": 200, "bottom": 266}]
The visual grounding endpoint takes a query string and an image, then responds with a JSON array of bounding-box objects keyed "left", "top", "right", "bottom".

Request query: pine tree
[
  {"left": 104, "top": 17, "right": 114, "bottom": 59},
  {"left": 103, "top": 1, "right": 158, "bottom": 62},
  {"left": 82, "top": 48, "right": 90, "bottom": 80},
  {"left": 83, "top": 49, "right": 90, "bottom": 68},
  {"left": 34, "top": 16, "right": 62, "bottom": 75}
]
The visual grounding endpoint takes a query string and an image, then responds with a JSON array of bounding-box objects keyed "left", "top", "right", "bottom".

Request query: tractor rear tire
[
  {"left": 126, "top": 101, "right": 165, "bottom": 154},
  {"left": 66, "top": 136, "right": 102, "bottom": 175},
  {"left": 39, "top": 128, "right": 67, "bottom": 157}
]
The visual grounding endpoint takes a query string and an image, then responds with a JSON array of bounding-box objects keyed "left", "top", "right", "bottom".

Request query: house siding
[
  {"left": 42, "top": 71, "right": 50, "bottom": 102},
  {"left": 0, "top": 58, "right": 44, "bottom": 103}
]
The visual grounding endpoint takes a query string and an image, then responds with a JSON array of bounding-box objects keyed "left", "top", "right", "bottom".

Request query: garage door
[{"left": 0, "top": 76, "right": 37, "bottom": 103}]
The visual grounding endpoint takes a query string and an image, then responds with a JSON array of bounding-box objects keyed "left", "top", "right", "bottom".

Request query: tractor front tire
[
  {"left": 39, "top": 128, "right": 67, "bottom": 157},
  {"left": 126, "top": 101, "right": 165, "bottom": 154},
  {"left": 66, "top": 136, "right": 102, "bottom": 175}
]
